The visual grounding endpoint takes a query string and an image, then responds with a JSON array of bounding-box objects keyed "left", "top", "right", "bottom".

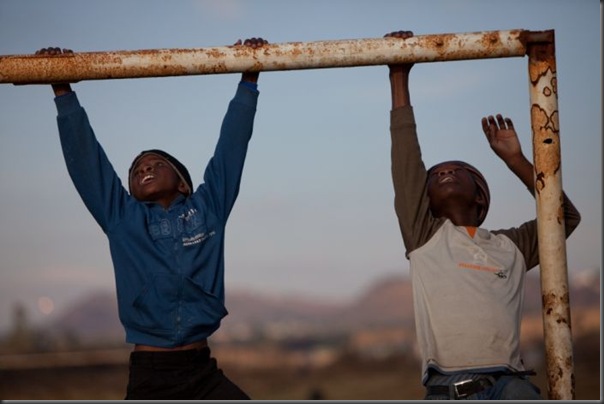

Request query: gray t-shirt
[{"left": 389, "top": 106, "right": 581, "bottom": 384}]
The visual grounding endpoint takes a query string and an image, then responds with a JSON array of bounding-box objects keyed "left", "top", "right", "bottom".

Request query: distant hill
[
  {"left": 42, "top": 269, "right": 599, "bottom": 345},
  {"left": 46, "top": 291, "right": 122, "bottom": 343}
]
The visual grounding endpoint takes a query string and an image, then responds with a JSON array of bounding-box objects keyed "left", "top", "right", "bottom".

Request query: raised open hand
[{"left": 481, "top": 114, "right": 523, "bottom": 164}]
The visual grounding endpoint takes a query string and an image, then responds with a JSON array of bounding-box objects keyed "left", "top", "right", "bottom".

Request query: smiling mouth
[
  {"left": 141, "top": 174, "right": 155, "bottom": 185},
  {"left": 439, "top": 176, "right": 454, "bottom": 184}
]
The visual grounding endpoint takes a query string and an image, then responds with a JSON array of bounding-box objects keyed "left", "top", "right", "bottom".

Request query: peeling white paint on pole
[
  {"left": 527, "top": 30, "right": 575, "bottom": 400},
  {"left": 0, "top": 29, "right": 527, "bottom": 84}
]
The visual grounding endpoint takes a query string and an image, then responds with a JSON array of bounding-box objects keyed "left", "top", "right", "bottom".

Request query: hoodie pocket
[
  {"left": 130, "top": 274, "right": 227, "bottom": 334},
  {"left": 131, "top": 273, "right": 179, "bottom": 332},
  {"left": 180, "top": 277, "right": 228, "bottom": 333}
]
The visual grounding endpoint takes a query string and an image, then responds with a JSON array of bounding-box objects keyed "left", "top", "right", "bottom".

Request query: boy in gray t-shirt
[{"left": 385, "top": 30, "right": 580, "bottom": 400}]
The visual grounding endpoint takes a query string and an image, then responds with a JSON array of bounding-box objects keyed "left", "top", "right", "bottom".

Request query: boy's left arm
[
  {"left": 482, "top": 114, "right": 581, "bottom": 233},
  {"left": 197, "top": 37, "right": 267, "bottom": 221},
  {"left": 485, "top": 114, "right": 581, "bottom": 269}
]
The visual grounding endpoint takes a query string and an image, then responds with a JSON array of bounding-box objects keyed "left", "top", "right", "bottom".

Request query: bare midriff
[{"left": 134, "top": 339, "right": 208, "bottom": 352}]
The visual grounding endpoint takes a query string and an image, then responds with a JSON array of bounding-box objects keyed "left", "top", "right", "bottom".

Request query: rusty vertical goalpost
[{"left": 0, "top": 29, "right": 575, "bottom": 399}]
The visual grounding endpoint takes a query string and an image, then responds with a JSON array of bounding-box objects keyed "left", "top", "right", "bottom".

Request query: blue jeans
[{"left": 425, "top": 375, "right": 542, "bottom": 400}]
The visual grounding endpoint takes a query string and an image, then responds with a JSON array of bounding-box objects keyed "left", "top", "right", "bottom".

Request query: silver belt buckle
[{"left": 451, "top": 379, "right": 474, "bottom": 399}]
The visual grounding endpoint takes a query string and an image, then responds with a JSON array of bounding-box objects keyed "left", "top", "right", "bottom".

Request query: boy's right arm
[
  {"left": 386, "top": 31, "right": 443, "bottom": 256},
  {"left": 385, "top": 31, "right": 413, "bottom": 109},
  {"left": 53, "top": 91, "right": 129, "bottom": 232},
  {"left": 37, "top": 47, "right": 129, "bottom": 232}
]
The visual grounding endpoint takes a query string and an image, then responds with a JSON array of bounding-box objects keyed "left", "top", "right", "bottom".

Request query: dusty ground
[{"left": 1, "top": 332, "right": 600, "bottom": 400}]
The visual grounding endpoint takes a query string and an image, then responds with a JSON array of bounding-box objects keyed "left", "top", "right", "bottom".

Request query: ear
[
  {"left": 178, "top": 181, "right": 189, "bottom": 195},
  {"left": 475, "top": 192, "right": 486, "bottom": 208}
]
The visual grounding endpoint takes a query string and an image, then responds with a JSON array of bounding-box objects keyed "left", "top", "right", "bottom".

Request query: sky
[{"left": 0, "top": 0, "right": 600, "bottom": 332}]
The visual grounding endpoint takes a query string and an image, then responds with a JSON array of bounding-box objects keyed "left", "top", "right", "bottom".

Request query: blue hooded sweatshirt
[{"left": 55, "top": 83, "right": 258, "bottom": 347}]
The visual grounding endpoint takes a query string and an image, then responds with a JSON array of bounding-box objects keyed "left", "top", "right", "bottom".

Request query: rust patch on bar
[
  {"left": 206, "top": 48, "right": 227, "bottom": 59},
  {"left": 557, "top": 200, "right": 565, "bottom": 225},
  {"left": 480, "top": 31, "right": 503, "bottom": 51},
  {"left": 542, "top": 292, "right": 555, "bottom": 314},
  {"left": 424, "top": 33, "right": 452, "bottom": 57},
  {"left": 530, "top": 104, "right": 560, "bottom": 181},
  {"left": 535, "top": 171, "right": 545, "bottom": 194},
  {"left": 542, "top": 292, "right": 570, "bottom": 312},
  {"left": 542, "top": 291, "right": 572, "bottom": 328},
  {"left": 546, "top": 359, "right": 575, "bottom": 400},
  {"left": 527, "top": 35, "right": 556, "bottom": 86}
]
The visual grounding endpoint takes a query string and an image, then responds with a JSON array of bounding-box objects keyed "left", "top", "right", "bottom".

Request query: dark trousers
[{"left": 125, "top": 347, "right": 250, "bottom": 400}]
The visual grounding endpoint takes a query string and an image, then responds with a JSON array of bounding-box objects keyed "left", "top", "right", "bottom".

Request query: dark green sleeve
[
  {"left": 390, "top": 106, "right": 445, "bottom": 258},
  {"left": 492, "top": 193, "right": 581, "bottom": 270}
]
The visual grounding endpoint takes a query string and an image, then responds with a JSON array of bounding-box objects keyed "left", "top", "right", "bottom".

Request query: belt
[
  {"left": 426, "top": 370, "right": 536, "bottom": 399},
  {"left": 426, "top": 377, "right": 495, "bottom": 399}
]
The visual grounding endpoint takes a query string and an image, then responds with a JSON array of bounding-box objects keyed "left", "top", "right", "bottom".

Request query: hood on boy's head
[
  {"left": 427, "top": 160, "right": 491, "bottom": 226},
  {"left": 128, "top": 149, "right": 193, "bottom": 196}
]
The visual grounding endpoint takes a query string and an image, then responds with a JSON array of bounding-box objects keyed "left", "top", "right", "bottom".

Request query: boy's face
[
  {"left": 130, "top": 154, "right": 188, "bottom": 208},
  {"left": 426, "top": 161, "right": 484, "bottom": 221}
]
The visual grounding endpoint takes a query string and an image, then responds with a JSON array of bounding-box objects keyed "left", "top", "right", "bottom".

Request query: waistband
[
  {"left": 129, "top": 346, "right": 211, "bottom": 366},
  {"left": 425, "top": 370, "right": 536, "bottom": 399},
  {"left": 134, "top": 338, "right": 208, "bottom": 352},
  {"left": 426, "top": 376, "right": 495, "bottom": 399}
]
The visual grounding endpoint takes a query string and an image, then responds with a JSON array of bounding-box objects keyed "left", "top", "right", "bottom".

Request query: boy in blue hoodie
[{"left": 37, "top": 36, "right": 268, "bottom": 400}]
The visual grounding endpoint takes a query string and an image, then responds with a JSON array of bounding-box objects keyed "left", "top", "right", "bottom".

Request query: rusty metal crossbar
[{"left": 0, "top": 29, "right": 529, "bottom": 84}]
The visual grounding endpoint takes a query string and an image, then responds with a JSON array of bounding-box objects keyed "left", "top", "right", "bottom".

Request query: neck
[{"left": 438, "top": 207, "right": 481, "bottom": 227}]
